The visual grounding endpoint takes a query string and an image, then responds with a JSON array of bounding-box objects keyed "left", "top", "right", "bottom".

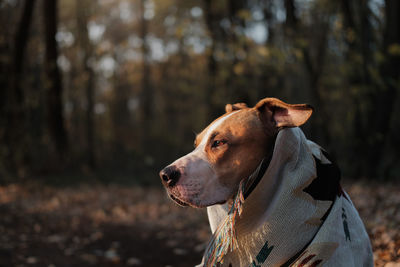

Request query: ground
[{"left": 0, "top": 180, "right": 399, "bottom": 267}]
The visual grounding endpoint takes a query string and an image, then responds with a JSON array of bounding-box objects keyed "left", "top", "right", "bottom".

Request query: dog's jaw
[{"left": 166, "top": 148, "right": 233, "bottom": 208}]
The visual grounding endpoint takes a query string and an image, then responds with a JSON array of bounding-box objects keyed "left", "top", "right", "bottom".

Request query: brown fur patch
[
  {"left": 197, "top": 108, "right": 276, "bottom": 194},
  {"left": 193, "top": 97, "right": 312, "bottom": 199}
]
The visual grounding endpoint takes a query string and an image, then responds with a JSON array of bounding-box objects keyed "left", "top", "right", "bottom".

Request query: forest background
[
  {"left": 1, "top": 0, "right": 400, "bottom": 181},
  {"left": 0, "top": 0, "right": 399, "bottom": 266}
]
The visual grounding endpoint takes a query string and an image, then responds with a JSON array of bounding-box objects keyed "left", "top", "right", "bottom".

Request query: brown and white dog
[
  {"left": 159, "top": 98, "right": 310, "bottom": 208},
  {"left": 159, "top": 98, "right": 373, "bottom": 267}
]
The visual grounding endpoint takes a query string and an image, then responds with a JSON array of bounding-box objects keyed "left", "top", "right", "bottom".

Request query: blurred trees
[
  {"left": 43, "top": 0, "right": 68, "bottom": 155},
  {"left": 0, "top": 0, "right": 399, "bottom": 182},
  {"left": 76, "top": 0, "right": 96, "bottom": 168},
  {"left": 139, "top": 0, "right": 153, "bottom": 142},
  {"left": 6, "top": 0, "right": 36, "bottom": 174}
]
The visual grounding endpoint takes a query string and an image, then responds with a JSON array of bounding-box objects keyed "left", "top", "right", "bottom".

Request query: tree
[
  {"left": 368, "top": 0, "right": 400, "bottom": 178},
  {"left": 42, "top": 0, "right": 68, "bottom": 155},
  {"left": 11, "top": 0, "right": 36, "bottom": 108},
  {"left": 340, "top": 0, "right": 375, "bottom": 172},
  {"left": 139, "top": 0, "right": 153, "bottom": 136},
  {"left": 203, "top": 0, "right": 223, "bottom": 120},
  {"left": 76, "top": 0, "right": 96, "bottom": 168},
  {"left": 4, "top": 0, "right": 36, "bottom": 175},
  {"left": 283, "top": 0, "right": 332, "bottom": 147}
]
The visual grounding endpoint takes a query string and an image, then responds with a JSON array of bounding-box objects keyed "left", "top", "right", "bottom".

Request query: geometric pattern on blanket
[{"left": 204, "top": 127, "right": 373, "bottom": 267}]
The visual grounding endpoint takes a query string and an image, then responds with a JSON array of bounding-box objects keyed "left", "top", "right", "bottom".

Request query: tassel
[{"left": 203, "top": 179, "right": 246, "bottom": 267}]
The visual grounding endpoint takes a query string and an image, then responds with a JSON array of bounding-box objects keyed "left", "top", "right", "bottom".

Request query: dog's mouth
[
  {"left": 169, "top": 194, "right": 189, "bottom": 207},
  {"left": 169, "top": 192, "right": 227, "bottom": 208}
]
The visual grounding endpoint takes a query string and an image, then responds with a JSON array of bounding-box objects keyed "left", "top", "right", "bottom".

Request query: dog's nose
[{"left": 159, "top": 166, "right": 181, "bottom": 187}]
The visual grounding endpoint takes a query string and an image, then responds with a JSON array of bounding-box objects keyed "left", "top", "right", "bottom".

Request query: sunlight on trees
[{"left": 0, "top": 0, "right": 399, "bottom": 181}]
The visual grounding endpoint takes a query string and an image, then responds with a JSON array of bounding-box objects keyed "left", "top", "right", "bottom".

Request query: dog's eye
[{"left": 211, "top": 140, "right": 227, "bottom": 148}]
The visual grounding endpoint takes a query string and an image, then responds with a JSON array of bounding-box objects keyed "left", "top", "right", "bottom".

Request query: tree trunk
[
  {"left": 284, "top": 0, "right": 298, "bottom": 29},
  {"left": 258, "top": 0, "right": 275, "bottom": 101},
  {"left": 203, "top": 0, "right": 222, "bottom": 120},
  {"left": 4, "top": 0, "right": 36, "bottom": 174},
  {"left": 283, "top": 0, "right": 331, "bottom": 147},
  {"left": 76, "top": 0, "right": 95, "bottom": 168},
  {"left": 262, "top": 0, "right": 275, "bottom": 44},
  {"left": 340, "top": 0, "right": 375, "bottom": 177},
  {"left": 139, "top": 0, "right": 153, "bottom": 135},
  {"left": 367, "top": 0, "right": 400, "bottom": 178},
  {"left": 302, "top": 22, "right": 330, "bottom": 147},
  {"left": 43, "top": 0, "right": 68, "bottom": 155},
  {"left": 12, "top": 0, "right": 36, "bottom": 106}
]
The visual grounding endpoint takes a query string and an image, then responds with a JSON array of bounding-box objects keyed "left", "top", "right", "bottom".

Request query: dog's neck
[
  {"left": 206, "top": 137, "right": 277, "bottom": 235},
  {"left": 208, "top": 128, "right": 304, "bottom": 236},
  {"left": 243, "top": 143, "right": 275, "bottom": 200},
  {"left": 223, "top": 135, "right": 275, "bottom": 233}
]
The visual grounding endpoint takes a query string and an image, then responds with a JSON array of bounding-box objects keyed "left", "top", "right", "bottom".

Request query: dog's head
[{"left": 159, "top": 98, "right": 313, "bottom": 208}]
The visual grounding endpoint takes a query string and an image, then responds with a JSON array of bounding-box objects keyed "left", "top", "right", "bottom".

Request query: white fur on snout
[
  {"left": 169, "top": 149, "right": 230, "bottom": 207},
  {"left": 169, "top": 111, "right": 239, "bottom": 207}
]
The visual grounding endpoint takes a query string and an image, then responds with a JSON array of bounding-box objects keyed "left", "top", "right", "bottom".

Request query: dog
[{"left": 160, "top": 98, "right": 373, "bottom": 267}]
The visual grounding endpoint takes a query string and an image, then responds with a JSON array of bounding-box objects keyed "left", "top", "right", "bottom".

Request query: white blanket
[{"left": 204, "top": 127, "right": 373, "bottom": 267}]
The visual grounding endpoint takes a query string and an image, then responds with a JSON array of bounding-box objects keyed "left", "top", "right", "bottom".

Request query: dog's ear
[
  {"left": 225, "top": 103, "right": 248, "bottom": 113},
  {"left": 255, "top": 98, "right": 313, "bottom": 128}
]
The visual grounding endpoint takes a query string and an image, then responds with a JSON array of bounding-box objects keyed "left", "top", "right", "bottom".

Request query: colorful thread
[{"left": 203, "top": 179, "right": 246, "bottom": 267}]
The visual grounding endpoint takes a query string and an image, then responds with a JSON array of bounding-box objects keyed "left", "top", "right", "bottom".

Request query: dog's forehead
[{"left": 195, "top": 109, "right": 258, "bottom": 145}]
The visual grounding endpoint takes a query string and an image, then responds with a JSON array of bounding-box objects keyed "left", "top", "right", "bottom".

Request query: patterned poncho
[{"left": 203, "top": 127, "right": 373, "bottom": 267}]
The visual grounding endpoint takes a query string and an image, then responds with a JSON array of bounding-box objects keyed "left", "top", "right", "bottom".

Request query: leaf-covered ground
[{"left": 0, "top": 180, "right": 399, "bottom": 267}]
